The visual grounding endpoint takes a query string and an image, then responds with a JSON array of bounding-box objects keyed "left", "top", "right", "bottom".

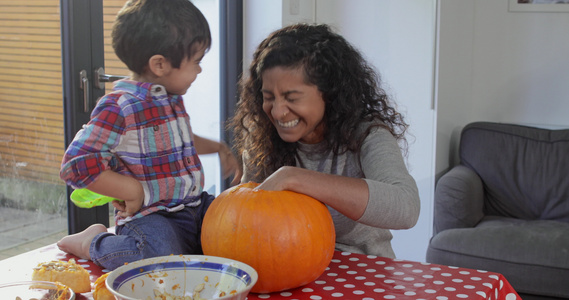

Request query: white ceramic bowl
[
  {"left": 0, "top": 280, "right": 75, "bottom": 300},
  {"left": 106, "top": 255, "right": 258, "bottom": 300}
]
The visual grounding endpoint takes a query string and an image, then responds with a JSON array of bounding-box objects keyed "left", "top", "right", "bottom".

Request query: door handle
[
  {"left": 94, "top": 67, "right": 128, "bottom": 89},
  {"left": 79, "top": 70, "right": 90, "bottom": 113},
  {"left": 79, "top": 68, "right": 128, "bottom": 113}
]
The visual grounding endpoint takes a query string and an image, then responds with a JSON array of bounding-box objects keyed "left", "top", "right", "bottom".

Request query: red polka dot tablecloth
[
  {"left": 0, "top": 244, "right": 104, "bottom": 300},
  {"left": 0, "top": 245, "right": 520, "bottom": 300},
  {"left": 246, "top": 252, "right": 520, "bottom": 300}
]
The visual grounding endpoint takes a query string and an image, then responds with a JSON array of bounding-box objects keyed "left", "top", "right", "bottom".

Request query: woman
[{"left": 230, "top": 23, "right": 420, "bottom": 258}]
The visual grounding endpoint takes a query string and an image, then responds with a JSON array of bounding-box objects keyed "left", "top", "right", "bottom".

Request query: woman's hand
[
  {"left": 255, "top": 166, "right": 369, "bottom": 220},
  {"left": 255, "top": 166, "right": 294, "bottom": 191}
]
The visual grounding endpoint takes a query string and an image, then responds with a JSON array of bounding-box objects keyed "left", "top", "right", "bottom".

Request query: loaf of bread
[
  {"left": 31, "top": 258, "right": 91, "bottom": 294},
  {"left": 93, "top": 273, "right": 115, "bottom": 300}
]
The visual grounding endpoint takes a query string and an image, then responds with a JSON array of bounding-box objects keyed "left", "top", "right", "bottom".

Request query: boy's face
[{"left": 161, "top": 47, "right": 206, "bottom": 95}]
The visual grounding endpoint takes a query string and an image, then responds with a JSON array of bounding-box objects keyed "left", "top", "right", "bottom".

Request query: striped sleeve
[{"left": 60, "top": 94, "right": 125, "bottom": 188}]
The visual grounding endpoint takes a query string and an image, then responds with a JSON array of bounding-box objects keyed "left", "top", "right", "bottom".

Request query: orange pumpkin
[{"left": 201, "top": 182, "right": 336, "bottom": 293}]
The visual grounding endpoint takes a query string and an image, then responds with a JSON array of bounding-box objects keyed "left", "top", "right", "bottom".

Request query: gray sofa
[{"left": 426, "top": 122, "right": 569, "bottom": 299}]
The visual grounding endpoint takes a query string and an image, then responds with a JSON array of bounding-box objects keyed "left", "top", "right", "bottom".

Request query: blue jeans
[{"left": 89, "top": 192, "right": 215, "bottom": 270}]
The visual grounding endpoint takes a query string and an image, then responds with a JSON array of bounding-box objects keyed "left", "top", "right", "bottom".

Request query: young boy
[{"left": 57, "top": 0, "right": 237, "bottom": 271}]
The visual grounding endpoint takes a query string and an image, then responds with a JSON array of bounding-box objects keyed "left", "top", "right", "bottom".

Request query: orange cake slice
[
  {"left": 93, "top": 273, "right": 115, "bottom": 300},
  {"left": 32, "top": 258, "right": 91, "bottom": 293}
]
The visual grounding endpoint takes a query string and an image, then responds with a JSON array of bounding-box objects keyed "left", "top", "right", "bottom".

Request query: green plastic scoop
[{"left": 70, "top": 188, "right": 122, "bottom": 208}]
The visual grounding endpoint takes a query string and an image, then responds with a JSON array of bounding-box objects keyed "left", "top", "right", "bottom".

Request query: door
[
  {"left": 0, "top": 0, "right": 240, "bottom": 258},
  {"left": 61, "top": 0, "right": 114, "bottom": 234},
  {"left": 61, "top": 0, "right": 241, "bottom": 234},
  {"left": 0, "top": 0, "right": 68, "bottom": 258}
]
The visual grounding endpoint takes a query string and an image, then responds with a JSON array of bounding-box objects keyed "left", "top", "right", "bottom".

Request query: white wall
[
  {"left": 316, "top": 0, "right": 437, "bottom": 263},
  {"left": 243, "top": 0, "right": 569, "bottom": 263},
  {"left": 436, "top": 0, "right": 569, "bottom": 175},
  {"left": 245, "top": 0, "right": 437, "bottom": 262},
  {"left": 184, "top": 0, "right": 221, "bottom": 195},
  {"left": 243, "top": 0, "right": 283, "bottom": 73}
]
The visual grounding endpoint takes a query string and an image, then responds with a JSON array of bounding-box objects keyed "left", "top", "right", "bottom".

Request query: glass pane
[
  {"left": 101, "top": 0, "right": 221, "bottom": 199},
  {"left": 102, "top": 0, "right": 130, "bottom": 221},
  {"left": 103, "top": 0, "right": 130, "bottom": 90},
  {"left": 0, "top": 0, "right": 66, "bottom": 259},
  {"left": 184, "top": 0, "right": 222, "bottom": 195}
]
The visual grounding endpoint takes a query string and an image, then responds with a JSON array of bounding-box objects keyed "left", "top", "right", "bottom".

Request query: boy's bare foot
[{"left": 57, "top": 224, "right": 108, "bottom": 260}]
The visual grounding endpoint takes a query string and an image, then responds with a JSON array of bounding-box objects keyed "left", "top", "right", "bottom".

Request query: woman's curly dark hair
[{"left": 229, "top": 23, "right": 408, "bottom": 181}]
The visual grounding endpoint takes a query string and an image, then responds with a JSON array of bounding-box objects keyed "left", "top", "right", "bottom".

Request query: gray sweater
[{"left": 243, "top": 126, "right": 420, "bottom": 258}]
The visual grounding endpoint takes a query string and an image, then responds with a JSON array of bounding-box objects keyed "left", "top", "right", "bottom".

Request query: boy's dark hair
[
  {"left": 112, "top": 0, "right": 211, "bottom": 75},
  {"left": 231, "top": 23, "right": 409, "bottom": 181}
]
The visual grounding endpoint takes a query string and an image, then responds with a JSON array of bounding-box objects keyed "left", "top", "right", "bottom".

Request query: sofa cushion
[
  {"left": 426, "top": 216, "right": 569, "bottom": 298},
  {"left": 459, "top": 122, "right": 569, "bottom": 221},
  {"left": 433, "top": 165, "right": 485, "bottom": 234}
]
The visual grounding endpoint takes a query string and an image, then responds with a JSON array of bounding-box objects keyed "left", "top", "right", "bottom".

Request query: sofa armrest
[{"left": 434, "top": 165, "right": 485, "bottom": 235}]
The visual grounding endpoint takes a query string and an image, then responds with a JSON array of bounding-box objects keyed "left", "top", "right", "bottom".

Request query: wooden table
[{"left": 0, "top": 244, "right": 520, "bottom": 300}]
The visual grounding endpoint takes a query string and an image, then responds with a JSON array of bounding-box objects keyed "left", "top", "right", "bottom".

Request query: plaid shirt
[{"left": 60, "top": 80, "right": 204, "bottom": 224}]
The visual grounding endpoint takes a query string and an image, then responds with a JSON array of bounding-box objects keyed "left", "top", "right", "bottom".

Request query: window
[
  {"left": 0, "top": 0, "right": 67, "bottom": 259},
  {"left": 0, "top": 0, "right": 241, "bottom": 258}
]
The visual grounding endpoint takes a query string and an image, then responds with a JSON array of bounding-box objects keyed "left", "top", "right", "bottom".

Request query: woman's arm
[
  {"left": 357, "top": 128, "right": 420, "bottom": 229},
  {"left": 254, "top": 127, "right": 420, "bottom": 228},
  {"left": 256, "top": 166, "right": 369, "bottom": 220}
]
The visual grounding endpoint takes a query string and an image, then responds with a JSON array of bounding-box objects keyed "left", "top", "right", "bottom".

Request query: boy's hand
[
  {"left": 112, "top": 197, "right": 143, "bottom": 218},
  {"left": 87, "top": 170, "right": 144, "bottom": 218},
  {"left": 231, "top": 168, "right": 243, "bottom": 186},
  {"left": 86, "top": 170, "right": 145, "bottom": 217},
  {"left": 218, "top": 142, "right": 240, "bottom": 184}
]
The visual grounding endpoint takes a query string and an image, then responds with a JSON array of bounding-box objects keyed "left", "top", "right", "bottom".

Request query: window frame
[{"left": 220, "top": 0, "right": 243, "bottom": 190}]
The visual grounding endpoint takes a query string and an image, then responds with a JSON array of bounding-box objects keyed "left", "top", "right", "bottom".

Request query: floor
[
  {"left": 0, "top": 230, "right": 66, "bottom": 260},
  {"left": 0, "top": 207, "right": 113, "bottom": 261},
  {"left": 0, "top": 207, "right": 68, "bottom": 260}
]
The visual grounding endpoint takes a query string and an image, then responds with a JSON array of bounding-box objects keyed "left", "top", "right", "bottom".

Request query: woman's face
[{"left": 261, "top": 66, "right": 326, "bottom": 144}]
